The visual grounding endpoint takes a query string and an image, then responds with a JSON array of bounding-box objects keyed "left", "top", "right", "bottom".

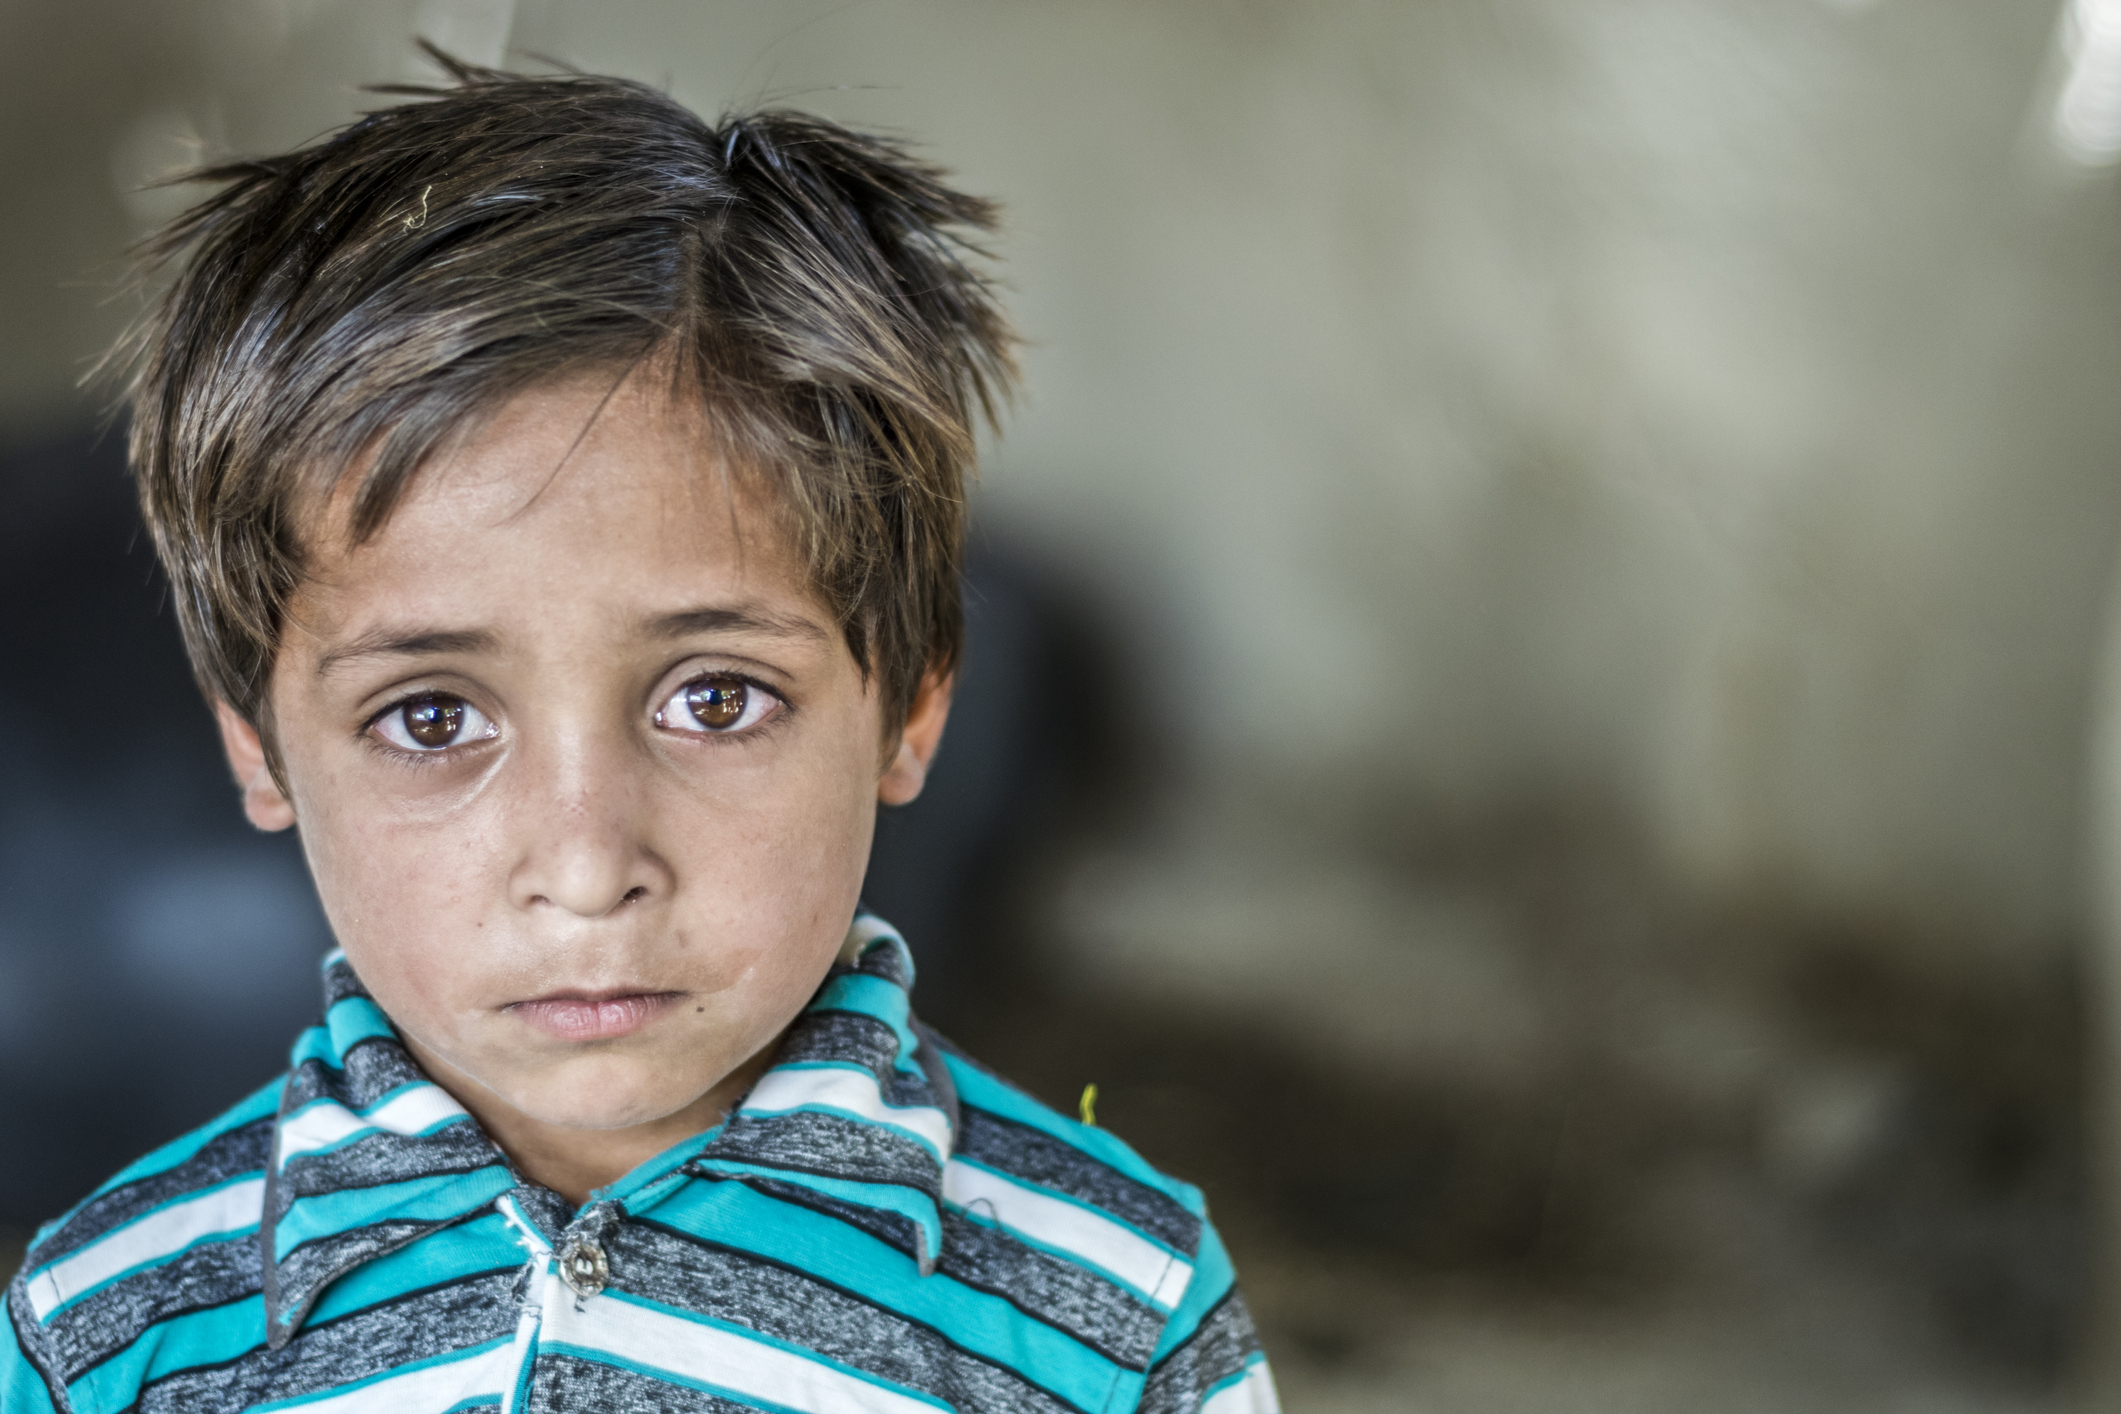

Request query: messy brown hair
[{"left": 110, "top": 49, "right": 1017, "bottom": 741}]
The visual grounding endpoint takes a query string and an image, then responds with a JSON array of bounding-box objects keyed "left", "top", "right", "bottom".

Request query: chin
[{"left": 504, "top": 1064, "right": 698, "bottom": 1131}]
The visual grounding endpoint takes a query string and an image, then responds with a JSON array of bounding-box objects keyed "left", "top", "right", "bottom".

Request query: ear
[
  {"left": 878, "top": 670, "right": 954, "bottom": 807},
  {"left": 212, "top": 699, "right": 297, "bottom": 832}
]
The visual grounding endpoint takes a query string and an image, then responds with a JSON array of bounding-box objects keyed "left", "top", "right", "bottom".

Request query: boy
[{"left": 1, "top": 54, "right": 1275, "bottom": 1414}]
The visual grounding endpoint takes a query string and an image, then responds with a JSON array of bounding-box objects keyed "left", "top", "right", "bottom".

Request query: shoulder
[
  {"left": 934, "top": 1038, "right": 1207, "bottom": 1303},
  {"left": 7, "top": 1077, "right": 281, "bottom": 1410},
  {"left": 931, "top": 1042, "right": 1276, "bottom": 1412}
]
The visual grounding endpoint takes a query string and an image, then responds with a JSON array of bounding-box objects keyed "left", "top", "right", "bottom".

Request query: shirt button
[{"left": 558, "top": 1238, "right": 609, "bottom": 1298}]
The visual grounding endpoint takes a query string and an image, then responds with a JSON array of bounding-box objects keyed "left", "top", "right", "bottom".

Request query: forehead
[{"left": 287, "top": 372, "right": 822, "bottom": 649}]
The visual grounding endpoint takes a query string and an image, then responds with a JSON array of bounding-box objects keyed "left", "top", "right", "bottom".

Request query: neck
[{"left": 403, "top": 1037, "right": 781, "bottom": 1206}]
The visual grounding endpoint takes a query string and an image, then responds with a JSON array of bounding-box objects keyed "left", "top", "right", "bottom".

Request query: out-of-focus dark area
[{"left": 10, "top": 1, "right": 2121, "bottom": 1408}]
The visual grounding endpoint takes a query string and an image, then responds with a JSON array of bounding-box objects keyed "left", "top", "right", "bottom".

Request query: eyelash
[
  {"left": 363, "top": 693, "right": 499, "bottom": 759},
  {"left": 361, "top": 672, "right": 789, "bottom": 759},
  {"left": 653, "top": 673, "right": 788, "bottom": 739}
]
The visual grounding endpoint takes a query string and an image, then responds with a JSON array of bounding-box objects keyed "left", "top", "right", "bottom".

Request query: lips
[{"left": 506, "top": 991, "right": 682, "bottom": 1042}]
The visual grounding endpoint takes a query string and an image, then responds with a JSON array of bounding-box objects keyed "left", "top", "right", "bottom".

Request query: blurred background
[{"left": 7, "top": 0, "right": 2121, "bottom": 1408}]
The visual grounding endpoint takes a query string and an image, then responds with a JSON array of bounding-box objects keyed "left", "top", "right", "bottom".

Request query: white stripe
[
  {"left": 495, "top": 1194, "right": 553, "bottom": 1259},
  {"left": 493, "top": 1196, "right": 553, "bottom": 1414},
  {"left": 274, "top": 1339, "right": 516, "bottom": 1414},
  {"left": 942, "top": 1160, "right": 1193, "bottom": 1309},
  {"left": 742, "top": 1067, "right": 951, "bottom": 1156},
  {"left": 545, "top": 1293, "right": 939, "bottom": 1414},
  {"left": 27, "top": 1176, "right": 266, "bottom": 1320},
  {"left": 1201, "top": 1360, "right": 1282, "bottom": 1414},
  {"left": 278, "top": 1085, "right": 469, "bottom": 1168},
  {"left": 841, "top": 914, "right": 903, "bottom": 962}
]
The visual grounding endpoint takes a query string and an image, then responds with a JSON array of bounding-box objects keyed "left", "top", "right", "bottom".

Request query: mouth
[{"left": 505, "top": 990, "right": 685, "bottom": 1042}]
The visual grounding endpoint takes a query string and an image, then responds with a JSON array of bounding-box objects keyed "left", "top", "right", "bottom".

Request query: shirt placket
[{"left": 496, "top": 1190, "right": 660, "bottom": 1413}]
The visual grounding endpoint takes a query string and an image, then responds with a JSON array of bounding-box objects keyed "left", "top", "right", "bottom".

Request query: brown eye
[
  {"left": 403, "top": 695, "right": 464, "bottom": 748},
  {"left": 656, "top": 674, "right": 779, "bottom": 737},
  {"left": 684, "top": 677, "right": 747, "bottom": 730},
  {"left": 372, "top": 693, "right": 495, "bottom": 753}
]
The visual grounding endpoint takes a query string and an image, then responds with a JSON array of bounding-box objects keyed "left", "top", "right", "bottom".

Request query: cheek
[
  {"left": 290, "top": 774, "right": 510, "bottom": 1004},
  {"left": 655, "top": 743, "right": 879, "bottom": 947}
]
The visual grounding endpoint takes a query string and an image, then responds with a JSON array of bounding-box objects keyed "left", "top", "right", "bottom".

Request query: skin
[{"left": 212, "top": 369, "right": 951, "bottom": 1205}]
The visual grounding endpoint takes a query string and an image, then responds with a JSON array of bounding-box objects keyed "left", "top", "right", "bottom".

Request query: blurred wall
[{"left": 6, "top": 0, "right": 2120, "bottom": 973}]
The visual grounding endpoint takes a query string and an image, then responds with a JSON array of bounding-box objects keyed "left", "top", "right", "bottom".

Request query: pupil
[
  {"left": 686, "top": 678, "right": 746, "bottom": 730},
  {"left": 404, "top": 696, "right": 462, "bottom": 748}
]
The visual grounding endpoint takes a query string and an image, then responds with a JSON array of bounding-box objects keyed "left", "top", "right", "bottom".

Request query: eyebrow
[
  {"left": 313, "top": 605, "right": 829, "bottom": 679},
  {"left": 315, "top": 628, "right": 500, "bottom": 678},
  {"left": 643, "top": 606, "right": 832, "bottom": 643}
]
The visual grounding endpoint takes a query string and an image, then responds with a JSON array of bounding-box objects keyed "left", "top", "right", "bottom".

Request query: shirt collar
[{"left": 261, "top": 911, "right": 955, "bottom": 1346}]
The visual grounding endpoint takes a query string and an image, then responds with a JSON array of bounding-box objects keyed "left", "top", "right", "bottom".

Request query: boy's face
[{"left": 218, "top": 371, "right": 943, "bottom": 1152}]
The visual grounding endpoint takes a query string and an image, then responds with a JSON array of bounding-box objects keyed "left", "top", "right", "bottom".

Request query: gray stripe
[
  {"left": 137, "top": 1271, "right": 518, "bottom": 1412},
  {"left": 22, "top": 1118, "right": 273, "bottom": 1273},
  {"left": 613, "top": 1218, "right": 1091, "bottom": 1414},
  {"left": 772, "top": 1012, "right": 952, "bottom": 1115},
  {"left": 320, "top": 957, "right": 368, "bottom": 1009},
  {"left": 938, "top": 1211, "right": 1163, "bottom": 1371},
  {"left": 286, "top": 1045, "right": 425, "bottom": 1112},
  {"left": 776, "top": 1010, "right": 901, "bottom": 1075},
  {"left": 835, "top": 942, "right": 913, "bottom": 992},
  {"left": 47, "top": 1232, "right": 259, "bottom": 1383},
  {"left": 277, "top": 1131, "right": 503, "bottom": 1200},
  {"left": 1138, "top": 1289, "right": 1263, "bottom": 1414},
  {"left": 955, "top": 1107, "right": 1203, "bottom": 1256},
  {"left": 703, "top": 1110, "right": 941, "bottom": 1195},
  {"left": 4, "top": 1282, "right": 71, "bottom": 1412},
  {"left": 532, "top": 1350, "right": 752, "bottom": 1413}
]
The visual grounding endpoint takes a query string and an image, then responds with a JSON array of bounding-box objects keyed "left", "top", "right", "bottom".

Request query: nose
[{"left": 505, "top": 727, "right": 672, "bottom": 918}]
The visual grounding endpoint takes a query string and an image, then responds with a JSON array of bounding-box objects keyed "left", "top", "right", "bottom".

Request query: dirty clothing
[{"left": 3, "top": 915, "right": 1275, "bottom": 1414}]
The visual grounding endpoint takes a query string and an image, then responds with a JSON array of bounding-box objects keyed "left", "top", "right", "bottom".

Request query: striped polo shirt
[{"left": 2, "top": 915, "right": 1275, "bottom": 1414}]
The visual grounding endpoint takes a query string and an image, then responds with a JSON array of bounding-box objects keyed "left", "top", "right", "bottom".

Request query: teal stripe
[
  {"left": 248, "top": 1334, "right": 510, "bottom": 1414},
  {"left": 303, "top": 1211, "right": 526, "bottom": 1326},
  {"left": 274, "top": 1167, "right": 514, "bottom": 1260},
  {"left": 596, "top": 1126, "right": 723, "bottom": 1209},
  {"left": 286, "top": 996, "right": 397, "bottom": 1070},
  {"left": 31, "top": 1079, "right": 279, "bottom": 1254},
  {"left": 286, "top": 1027, "right": 333, "bottom": 1070},
  {"left": 809, "top": 973, "right": 923, "bottom": 1075},
  {"left": 68, "top": 1295, "right": 263, "bottom": 1414},
  {"left": 570, "top": 1288, "right": 956, "bottom": 1412},
  {"left": 1146, "top": 1221, "right": 1236, "bottom": 1365},
  {"left": 0, "top": 1319, "right": 61, "bottom": 1414},
  {"left": 944, "top": 1056, "right": 1206, "bottom": 1214},
  {"left": 687, "top": 1160, "right": 943, "bottom": 1263},
  {"left": 650, "top": 1177, "right": 1128, "bottom": 1410}
]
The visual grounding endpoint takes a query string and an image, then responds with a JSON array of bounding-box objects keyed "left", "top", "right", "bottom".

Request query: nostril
[{"left": 618, "top": 886, "right": 648, "bottom": 907}]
